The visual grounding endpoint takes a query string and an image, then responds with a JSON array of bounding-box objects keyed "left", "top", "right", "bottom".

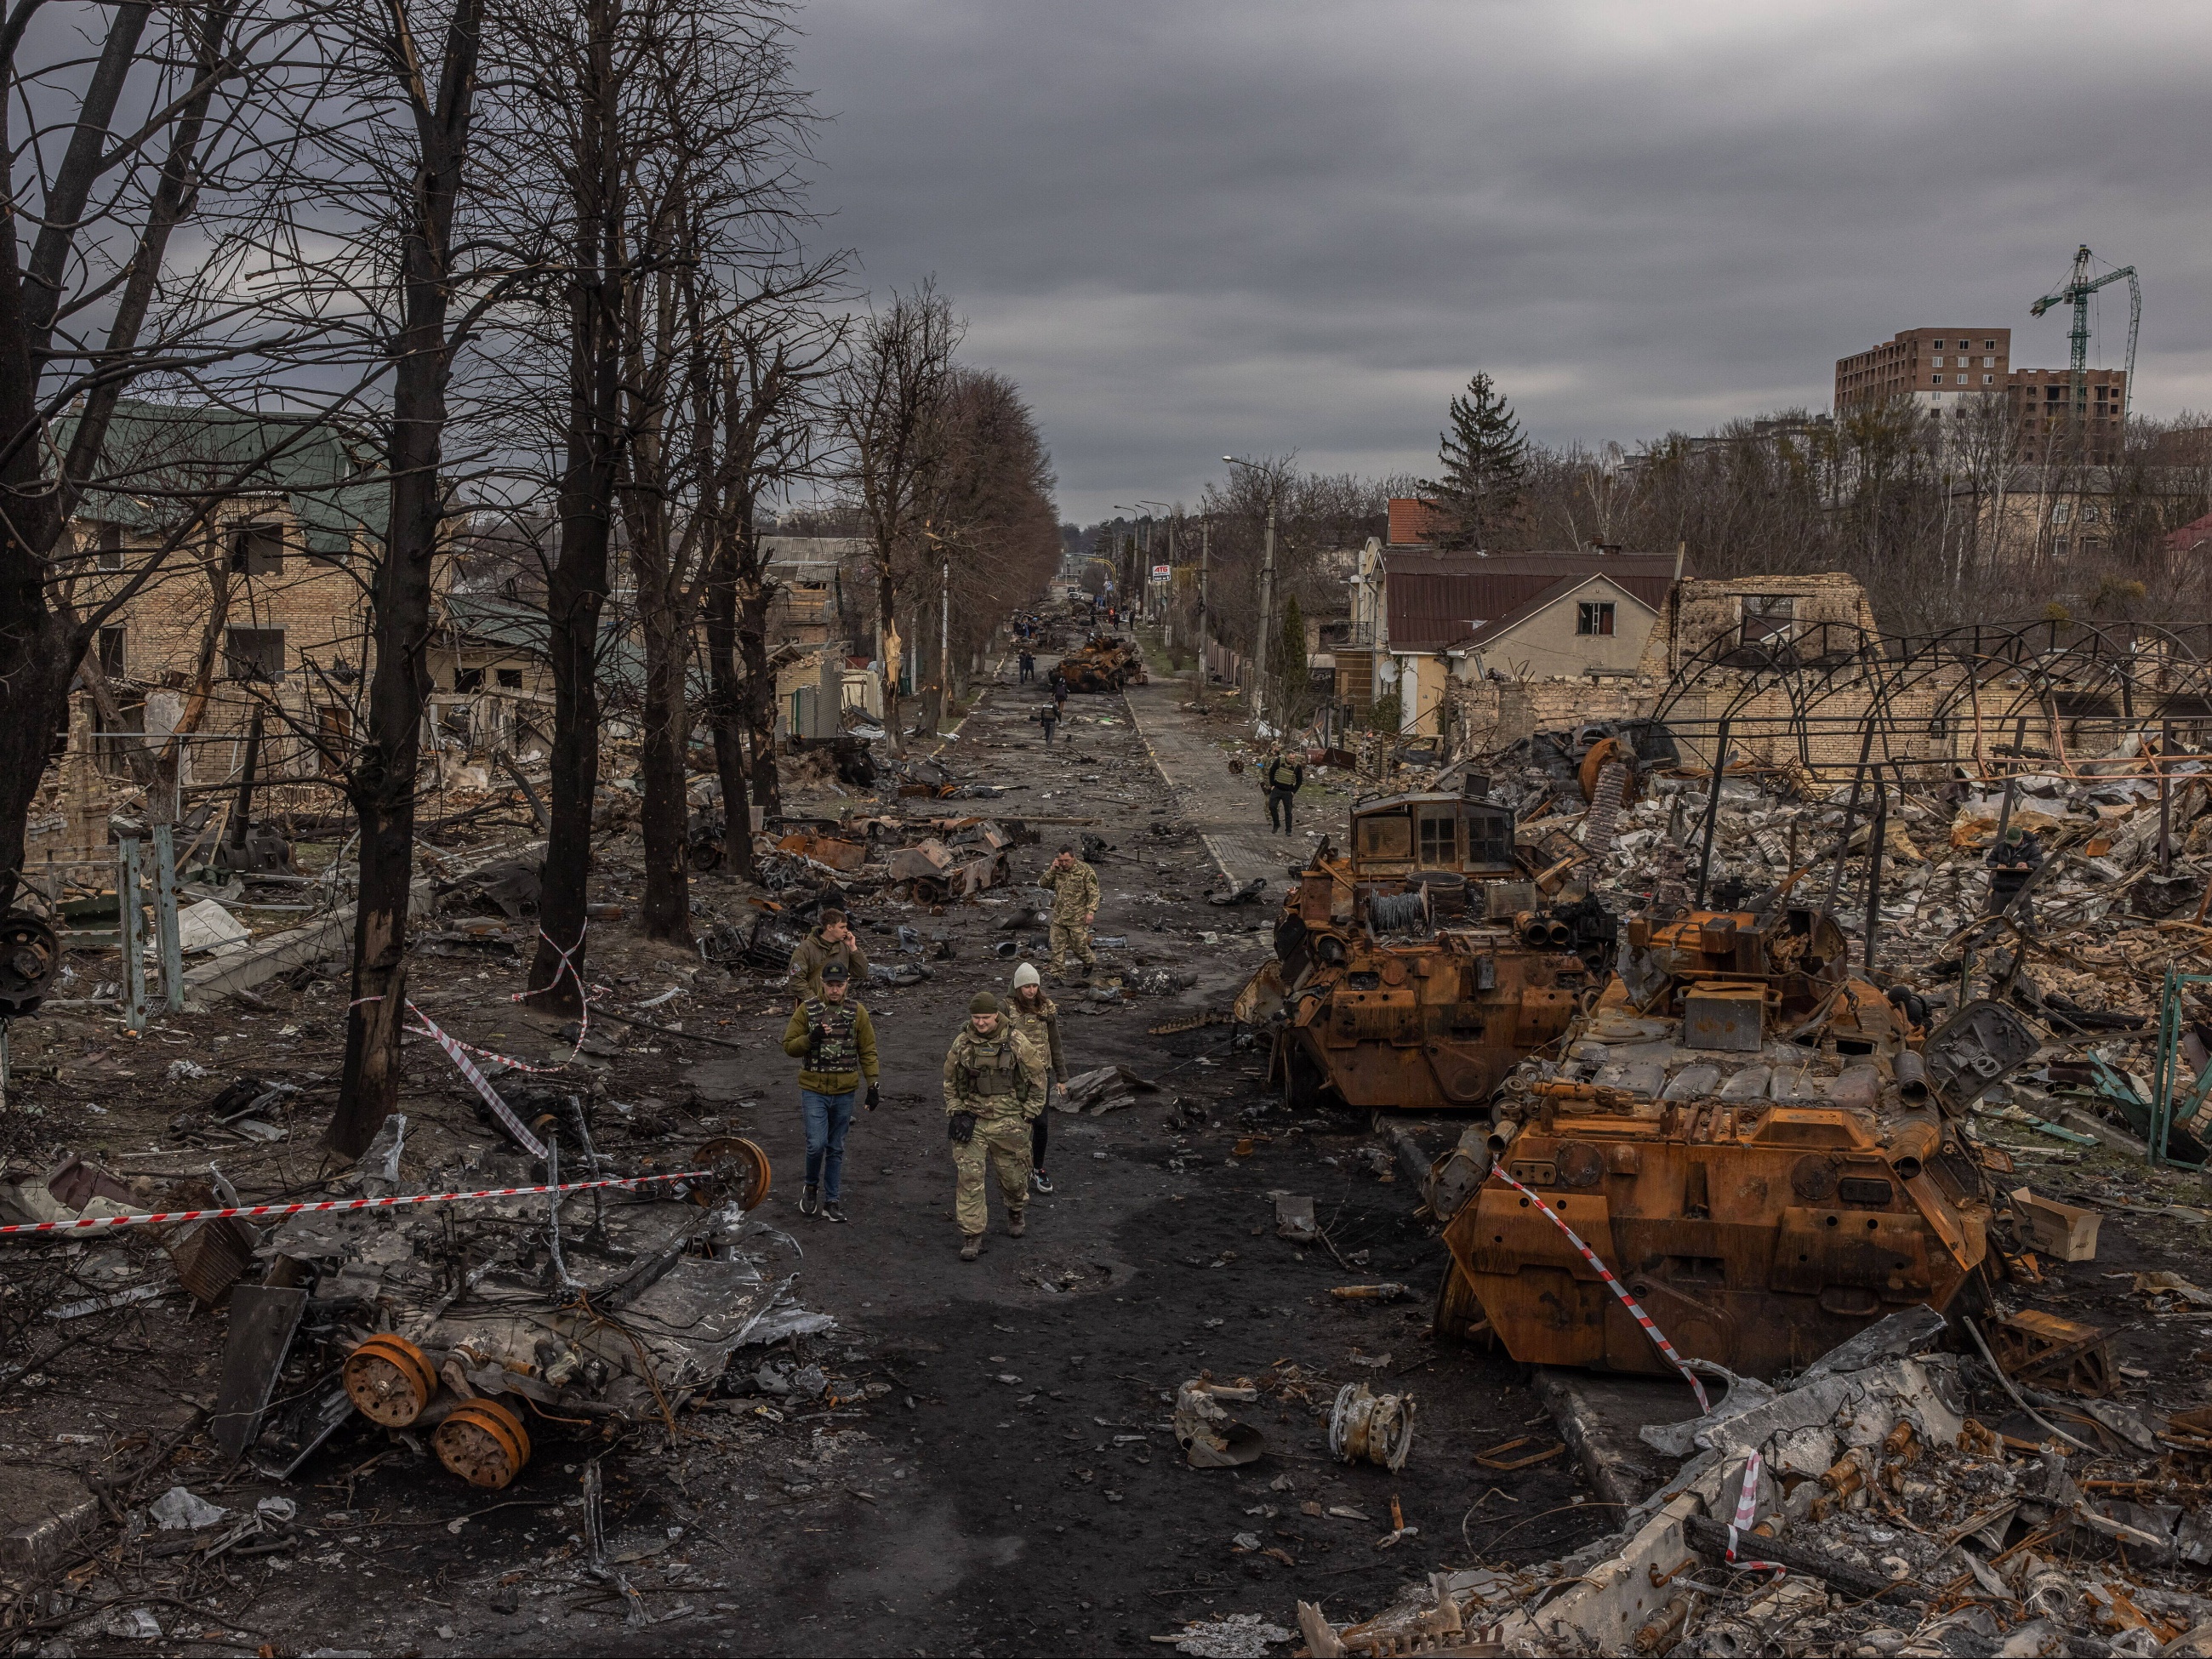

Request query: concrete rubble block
[{"left": 0, "top": 1465, "right": 98, "bottom": 1585}]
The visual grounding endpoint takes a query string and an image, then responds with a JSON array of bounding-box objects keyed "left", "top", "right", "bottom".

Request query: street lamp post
[{"left": 1223, "top": 457, "right": 1278, "bottom": 729}]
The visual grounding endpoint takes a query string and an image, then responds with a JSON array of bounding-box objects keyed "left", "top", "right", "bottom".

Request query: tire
[{"left": 1433, "top": 1258, "right": 1487, "bottom": 1344}]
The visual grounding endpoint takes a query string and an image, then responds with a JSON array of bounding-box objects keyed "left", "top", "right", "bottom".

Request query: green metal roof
[{"left": 66, "top": 398, "right": 385, "bottom": 557}]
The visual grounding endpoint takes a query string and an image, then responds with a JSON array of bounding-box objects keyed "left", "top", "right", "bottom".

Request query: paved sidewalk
[{"left": 1123, "top": 676, "right": 1322, "bottom": 887}]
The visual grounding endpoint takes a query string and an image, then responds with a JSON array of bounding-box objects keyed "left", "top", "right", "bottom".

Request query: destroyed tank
[
  {"left": 1239, "top": 779, "right": 1616, "bottom": 1114},
  {"left": 1055, "top": 633, "right": 1145, "bottom": 692},
  {"left": 1433, "top": 904, "right": 2034, "bottom": 1380}
]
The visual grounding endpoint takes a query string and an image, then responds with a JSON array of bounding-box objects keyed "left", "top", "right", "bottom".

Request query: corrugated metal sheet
[{"left": 1383, "top": 552, "right": 1680, "bottom": 651}]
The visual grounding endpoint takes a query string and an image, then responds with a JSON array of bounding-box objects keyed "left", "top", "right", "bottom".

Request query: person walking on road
[
  {"left": 1035, "top": 700, "right": 1059, "bottom": 744},
  {"left": 945, "top": 992, "right": 1045, "bottom": 1259},
  {"left": 1040, "top": 844, "right": 1100, "bottom": 980},
  {"left": 1005, "top": 962, "right": 1065, "bottom": 1195},
  {"left": 1018, "top": 647, "right": 1035, "bottom": 684},
  {"left": 780, "top": 963, "right": 879, "bottom": 1223},
  {"left": 788, "top": 909, "right": 870, "bottom": 1001},
  {"left": 1263, "top": 748, "right": 1306, "bottom": 835},
  {"left": 1051, "top": 671, "right": 1069, "bottom": 717}
]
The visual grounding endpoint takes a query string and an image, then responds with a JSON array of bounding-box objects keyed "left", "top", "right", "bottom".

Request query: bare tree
[
  {"left": 0, "top": 0, "right": 325, "bottom": 908},
  {"left": 831, "top": 281, "right": 958, "bottom": 751},
  {"left": 700, "top": 316, "right": 839, "bottom": 857},
  {"left": 328, "top": 0, "right": 504, "bottom": 1155}
]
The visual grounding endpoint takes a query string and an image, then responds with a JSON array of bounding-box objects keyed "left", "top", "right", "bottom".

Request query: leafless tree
[
  {"left": 830, "top": 281, "right": 959, "bottom": 751},
  {"left": 327, "top": 0, "right": 514, "bottom": 1155},
  {"left": 0, "top": 0, "right": 335, "bottom": 909},
  {"left": 910, "top": 367, "right": 1058, "bottom": 718}
]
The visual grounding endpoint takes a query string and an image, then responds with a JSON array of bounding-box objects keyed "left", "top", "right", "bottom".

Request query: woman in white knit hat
[{"left": 1004, "top": 961, "right": 1066, "bottom": 1194}]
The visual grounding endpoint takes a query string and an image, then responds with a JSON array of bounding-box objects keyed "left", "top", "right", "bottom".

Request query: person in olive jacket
[{"left": 779, "top": 963, "right": 879, "bottom": 1223}]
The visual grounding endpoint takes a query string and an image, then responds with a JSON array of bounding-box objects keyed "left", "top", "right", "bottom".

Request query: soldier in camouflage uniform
[
  {"left": 1038, "top": 845, "right": 1100, "bottom": 981},
  {"left": 944, "top": 991, "right": 1046, "bottom": 1261}
]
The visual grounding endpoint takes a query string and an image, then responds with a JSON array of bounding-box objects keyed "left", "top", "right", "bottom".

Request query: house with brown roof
[{"left": 1342, "top": 502, "right": 1682, "bottom": 734}]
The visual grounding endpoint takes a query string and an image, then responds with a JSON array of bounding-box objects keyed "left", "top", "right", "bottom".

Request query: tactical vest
[
  {"left": 956, "top": 1037, "right": 1023, "bottom": 1102},
  {"left": 806, "top": 998, "right": 860, "bottom": 1074}
]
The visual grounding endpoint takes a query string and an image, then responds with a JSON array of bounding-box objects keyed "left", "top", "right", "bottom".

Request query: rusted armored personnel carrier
[
  {"left": 1056, "top": 634, "right": 1145, "bottom": 693},
  {"left": 1241, "top": 781, "right": 1615, "bottom": 1114},
  {"left": 1432, "top": 904, "right": 2033, "bottom": 1379}
]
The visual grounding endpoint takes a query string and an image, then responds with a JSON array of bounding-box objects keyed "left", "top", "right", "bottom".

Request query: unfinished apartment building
[{"left": 28, "top": 404, "right": 381, "bottom": 874}]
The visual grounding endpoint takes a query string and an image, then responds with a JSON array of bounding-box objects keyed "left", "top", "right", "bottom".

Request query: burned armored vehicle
[
  {"left": 1056, "top": 634, "right": 1145, "bottom": 692},
  {"left": 1241, "top": 780, "right": 1616, "bottom": 1114},
  {"left": 1431, "top": 904, "right": 2033, "bottom": 1380}
]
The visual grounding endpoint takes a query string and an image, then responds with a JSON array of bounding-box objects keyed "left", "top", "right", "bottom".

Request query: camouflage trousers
[
  {"left": 954, "top": 1112, "right": 1033, "bottom": 1236},
  {"left": 1049, "top": 920, "right": 1096, "bottom": 974}
]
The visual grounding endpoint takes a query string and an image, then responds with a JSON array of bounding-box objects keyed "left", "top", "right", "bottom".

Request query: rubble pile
[
  {"left": 1298, "top": 1308, "right": 2212, "bottom": 1658},
  {"left": 1468, "top": 728, "right": 2212, "bottom": 1156}
]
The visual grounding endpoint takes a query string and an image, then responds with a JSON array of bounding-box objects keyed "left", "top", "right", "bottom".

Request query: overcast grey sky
[{"left": 795, "top": 0, "right": 2212, "bottom": 522}]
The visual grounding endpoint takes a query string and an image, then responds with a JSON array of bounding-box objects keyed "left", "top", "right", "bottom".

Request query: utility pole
[
  {"left": 1195, "top": 517, "right": 1210, "bottom": 707},
  {"left": 940, "top": 555, "right": 950, "bottom": 724},
  {"left": 1257, "top": 495, "right": 1278, "bottom": 728}
]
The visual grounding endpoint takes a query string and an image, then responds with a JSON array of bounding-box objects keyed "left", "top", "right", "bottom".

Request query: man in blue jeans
[{"left": 778, "top": 963, "right": 880, "bottom": 1223}]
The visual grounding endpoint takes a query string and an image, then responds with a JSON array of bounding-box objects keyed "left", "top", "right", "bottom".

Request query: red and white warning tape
[
  {"left": 1490, "top": 1168, "right": 1711, "bottom": 1414},
  {"left": 0, "top": 1171, "right": 712, "bottom": 1240},
  {"left": 405, "top": 1001, "right": 550, "bottom": 1160},
  {"left": 1724, "top": 1448, "right": 1786, "bottom": 1574}
]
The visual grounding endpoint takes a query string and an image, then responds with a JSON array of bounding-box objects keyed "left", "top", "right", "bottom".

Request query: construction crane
[{"left": 2029, "top": 243, "right": 2141, "bottom": 433}]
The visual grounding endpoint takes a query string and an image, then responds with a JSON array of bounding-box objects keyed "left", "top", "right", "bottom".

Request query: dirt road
[{"left": 0, "top": 668, "right": 1612, "bottom": 1656}]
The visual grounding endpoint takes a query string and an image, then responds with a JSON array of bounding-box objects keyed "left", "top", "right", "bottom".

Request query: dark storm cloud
[{"left": 795, "top": 1, "right": 2212, "bottom": 519}]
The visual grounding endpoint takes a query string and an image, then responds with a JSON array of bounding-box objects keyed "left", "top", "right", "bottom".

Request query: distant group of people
[{"left": 778, "top": 844, "right": 1106, "bottom": 1258}]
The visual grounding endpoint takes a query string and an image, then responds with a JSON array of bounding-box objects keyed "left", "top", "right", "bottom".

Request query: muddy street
[{"left": 0, "top": 664, "right": 1602, "bottom": 1656}]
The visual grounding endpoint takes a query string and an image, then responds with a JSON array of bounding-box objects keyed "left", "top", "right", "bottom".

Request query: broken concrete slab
[{"left": 0, "top": 1463, "right": 98, "bottom": 1585}]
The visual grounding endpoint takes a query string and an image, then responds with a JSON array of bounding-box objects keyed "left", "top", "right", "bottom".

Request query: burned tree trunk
[
  {"left": 702, "top": 528, "right": 757, "bottom": 881},
  {"left": 526, "top": 0, "right": 623, "bottom": 1014},
  {"left": 330, "top": 0, "right": 487, "bottom": 1158},
  {"left": 634, "top": 579, "right": 692, "bottom": 941},
  {"left": 736, "top": 522, "right": 781, "bottom": 821}
]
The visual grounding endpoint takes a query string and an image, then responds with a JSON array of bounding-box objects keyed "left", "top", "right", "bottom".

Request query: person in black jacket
[{"left": 1263, "top": 749, "right": 1306, "bottom": 835}]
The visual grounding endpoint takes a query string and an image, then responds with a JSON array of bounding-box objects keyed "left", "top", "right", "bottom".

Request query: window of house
[
  {"left": 229, "top": 523, "right": 284, "bottom": 575},
  {"left": 1576, "top": 601, "right": 1616, "bottom": 636},
  {"left": 454, "top": 666, "right": 485, "bottom": 692},
  {"left": 2055, "top": 537, "right": 2071, "bottom": 557},
  {"left": 1984, "top": 339, "right": 1997, "bottom": 349},
  {"left": 496, "top": 668, "right": 523, "bottom": 689},
  {"left": 95, "top": 522, "right": 123, "bottom": 571},
  {"left": 1417, "top": 808, "right": 1458, "bottom": 868},
  {"left": 1931, "top": 339, "right": 1946, "bottom": 349},
  {"left": 2081, "top": 504, "right": 2101, "bottom": 523},
  {"left": 1355, "top": 811, "right": 1412, "bottom": 861},
  {"left": 2053, "top": 501, "right": 2072, "bottom": 523},
  {"left": 225, "top": 627, "right": 286, "bottom": 682},
  {"left": 97, "top": 625, "right": 126, "bottom": 678},
  {"left": 1742, "top": 594, "right": 1796, "bottom": 641},
  {"left": 1983, "top": 373, "right": 1994, "bottom": 385},
  {"left": 1982, "top": 356, "right": 1995, "bottom": 368}
]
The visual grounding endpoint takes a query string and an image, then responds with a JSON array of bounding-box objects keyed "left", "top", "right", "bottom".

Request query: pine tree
[{"left": 1422, "top": 372, "right": 1526, "bottom": 550}]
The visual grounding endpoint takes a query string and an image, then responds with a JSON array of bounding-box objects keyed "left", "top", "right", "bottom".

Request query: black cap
[{"left": 821, "top": 963, "right": 849, "bottom": 983}]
